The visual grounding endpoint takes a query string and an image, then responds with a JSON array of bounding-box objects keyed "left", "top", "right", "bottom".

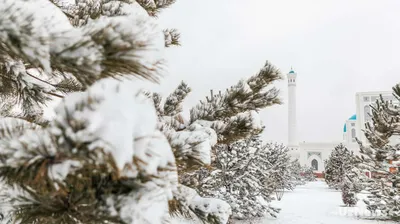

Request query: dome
[
  {"left": 343, "top": 114, "right": 356, "bottom": 132},
  {"left": 289, "top": 70, "right": 295, "bottom": 74}
]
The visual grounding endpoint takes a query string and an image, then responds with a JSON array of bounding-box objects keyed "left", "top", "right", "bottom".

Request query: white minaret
[{"left": 287, "top": 68, "right": 299, "bottom": 152}]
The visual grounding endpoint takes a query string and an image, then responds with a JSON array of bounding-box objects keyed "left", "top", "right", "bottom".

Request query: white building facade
[{"left": 287, "top": 69, "right": 393, "bottom": 176}]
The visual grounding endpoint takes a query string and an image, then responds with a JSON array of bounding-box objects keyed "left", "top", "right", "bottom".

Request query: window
[
  {"left": 363, "top": 96, "right": 370, "bottom": 102},
  {"left": 351, "top": 128, "right": 356, "bottom": 139},
  {"left": 371, "top": 96, "right": 378, "bottom": 101},
  {"left": 351, "top": 123, "right": 355, "bottom": 127},
  {"left": 311, "top": 159, "right": 318, "bottom": 171}
]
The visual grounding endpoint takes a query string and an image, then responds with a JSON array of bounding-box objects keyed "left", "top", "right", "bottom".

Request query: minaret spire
[{"left": 287, "top": 68, "right": 298, "bottom": 153}]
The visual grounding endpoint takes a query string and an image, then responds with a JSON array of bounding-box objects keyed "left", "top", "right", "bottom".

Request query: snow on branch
[
  {"left": 136, "top": 0, "right": 177, "bottom": 17},
  {"left": 211, "top": 110, "right": 264, "bottom": 144},
  {"left": 52, "top": 0, "right": 181, "bottom": 46},
  {"left": 164, "top": 29, "right": 181, "bottom": 47},
  {"left": 171, "top": 185, "right": 231, "bottom": 224},
  {"left": 163, "top": 81, "right": 191, "bottom": 116},
  {"left": 0, "top": 0, "right": 164, "bottom": 85},
  {"left": 0, "top": 79, "right": 178, "bottom": 223},
  {"left": 364, "top": 89, "right": 400, "bottom": 148},
  {"left": 0, "top": 0, "right": 166, "bottom": 124},
  {"left": 165, "top": 122, "right": 217, "bottom": 168}
]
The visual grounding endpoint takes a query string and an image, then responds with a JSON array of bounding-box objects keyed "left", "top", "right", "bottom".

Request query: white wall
[{"left": 298, "top": 141, "right": 360, "bottom": 172}]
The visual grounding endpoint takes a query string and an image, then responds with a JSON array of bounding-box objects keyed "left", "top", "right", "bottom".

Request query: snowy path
[
  {"left": 173, "top": 181, "right": 395, "bottom": 224},
  {"left": 257, "top": 181, "right": 394, "bottom": 224}
]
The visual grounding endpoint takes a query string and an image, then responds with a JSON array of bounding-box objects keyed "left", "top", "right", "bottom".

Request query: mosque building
[{"left": 286, "top": 69, "right": 394, "bottom": 177}]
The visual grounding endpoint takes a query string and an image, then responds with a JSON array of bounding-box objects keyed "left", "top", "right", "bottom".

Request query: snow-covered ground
[
  {"left": 173, "top": 180, "right": 395, "bottom": 224},
  {"left": 238, "top": 180, "right": 394, "bottom": 224}
]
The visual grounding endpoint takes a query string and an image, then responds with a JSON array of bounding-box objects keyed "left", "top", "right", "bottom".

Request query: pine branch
[
  {"left": 171, "top": 185, "right": 231, "bottom": 224},
  {"left": 190, "top": 61, "right": 282, "bottom": 123},
  {"left": 164, "top": 81, "right": 191, "bottom": 116},
  {"left": 0, "top": 0, "right": 164, "bottom": 85},
  {"left": 0, "top": 80, "right": 178, "bottom": 223},
  {"left": 212, "top": 111, "right": 264, "bottom": 144},
  {"left": 136, "top": 0, "right": 177, "bottom": 17},
  {"left": 164, "top": 29, "right": 181, "bottom": 47}
]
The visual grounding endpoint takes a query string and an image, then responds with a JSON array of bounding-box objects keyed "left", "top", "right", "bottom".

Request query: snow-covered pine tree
[
  {"left": 179, "top": 135, "right": 299, "bottom": 221},
  {"left": 185, "top": 136, "right": 282, "bottom": 220},
  {"left": 288, "top": 159, "right": 306, "bottom": 186},
  {"left": 302, "top": 166, "right": 316, "bottom": 182},
  {"left": 262, "top": 142, "right": 295, "bottom": 193},
  {"left": 356, "top": 84, "right": 400, "bottom": 220},
  {"left": 324, "top": 144, "right": 356, "bottom": 189},
  {"left": 0, "top": 1, "right": 284, "bottom": 223},
  {"left": 341, "top": 175, "right": 358, "bottom": 207},
  {"left": 0, "top": 0, "right": 179, "bottom": 125},
  {"left": 147, "top": 61, "right": 283, "bottom": 223},
  {"left": 0, "top": 1, "right": 208, "bottom": 223}
]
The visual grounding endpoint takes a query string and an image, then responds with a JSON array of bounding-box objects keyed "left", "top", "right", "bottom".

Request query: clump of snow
[
  {"left": 48, "top": 160, "right": 82, "bottom": 182},
  {"left": 249, "top": 110, "right": 262, "bottom": 130},
  {"left": 52, "top": 79, "right": 174, "bottom": 177},
  {"left": 166, "top": 122, "right": 217, "bottom": 165},
  {"left": 107, "top": 182, "right": 171, "bottom": 224},
  {"left": 176, "top": 185, "right": 232, "bottom": 224},
  {"left": 388, "top": 135, "right": 400, "bottom": 148},
  {"left": 0, "top": 0, "right": 74, "bottom": 73}
]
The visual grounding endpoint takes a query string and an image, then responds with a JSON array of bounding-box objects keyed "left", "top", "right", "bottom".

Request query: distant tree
[
  {"left": 324, "top": 144, "right": 356, "bottom": 189},
  {"left": 341, "top": 176, "right": 358, "bottom": 207},
  {"left": 302, "top": 166, "right": 316, "bottom": 182},
  {"left": 182, "top": 136, "right": 281, "bottom": 220},
  {"left": 288, "top": 159, "right": 306, "bottom": 186}
]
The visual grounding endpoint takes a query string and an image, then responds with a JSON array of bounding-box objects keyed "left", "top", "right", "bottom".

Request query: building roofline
[{"left": 355, "top": 91, "right": 392, "bottom": 95}]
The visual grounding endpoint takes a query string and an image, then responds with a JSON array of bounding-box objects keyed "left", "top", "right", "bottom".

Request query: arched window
[
  {"left": 311, "top": 159, "right": 318, "bottom": 171},
  {"left": 351, "top": 128, "right": 356, "bottom": 139},
  {"left": 364, "top": 105, "right": 371, "bottom": 120}
]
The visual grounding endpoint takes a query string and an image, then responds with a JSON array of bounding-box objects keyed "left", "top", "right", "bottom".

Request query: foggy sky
[{"left": 151, "top": 0, "right": 400, "bottom": 144}]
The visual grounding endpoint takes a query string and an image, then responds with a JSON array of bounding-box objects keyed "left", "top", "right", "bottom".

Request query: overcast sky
[{"left": 148, "top": 0, "right": 400, "bottom": 144}]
